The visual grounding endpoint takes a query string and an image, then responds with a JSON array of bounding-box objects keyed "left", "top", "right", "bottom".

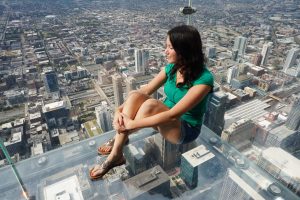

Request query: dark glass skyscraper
[
  {"left": 42, "top": 70, "right": 59, "bottom": 94},
  {"left": 203, "top": 91, "right": 227, "bottom": 136}
]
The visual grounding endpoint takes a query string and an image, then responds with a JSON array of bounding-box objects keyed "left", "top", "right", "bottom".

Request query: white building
[
  {"left": 135, "top": 48, "right": 149, "bottom": 74},
  {"left": 112, "top": 74, "right": 124, "bottom": 107},
  {"left": 95, "top": 101, "right": 113, "bottom": 132},
  {"left": 227, "top": 65, "right": 239, "bottom": 84},
  {"left": 261, "top": 42, "right": 272, "bottom": 66},
  {"left": 283, "top": 48, "right": 300, "bottom": 77},
  {"left": 233, "top": 36, "right": 247, "bottom": 58},
  {"left": 257, "top": 147, "right": 300, "bottom": 194}
]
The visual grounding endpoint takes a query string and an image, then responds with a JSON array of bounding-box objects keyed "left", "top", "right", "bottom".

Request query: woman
[{"left": 90, "top": 25, "right": 214, "bottom": 180}]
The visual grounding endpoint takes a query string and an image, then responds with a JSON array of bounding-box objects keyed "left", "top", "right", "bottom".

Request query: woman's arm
[
  {"left": 115, "top": 67, "right": 167, "bottom": 131},
  {"left": 137, "top": 68, "right": 167, "bottom": 95},
  {"left": 121, "top": 84, "right": 212, "bottom": 130}
]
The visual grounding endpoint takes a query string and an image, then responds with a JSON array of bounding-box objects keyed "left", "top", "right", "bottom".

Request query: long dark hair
[{"left": 168, "top": 25, "right": 205, "bottom": 87}]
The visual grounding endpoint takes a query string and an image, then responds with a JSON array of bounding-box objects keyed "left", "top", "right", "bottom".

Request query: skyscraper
[
  {"left": 123, "top": 165, "right": 170, "bottom": 199},
  {"left": 123, "top": 144, "right": 146, "bottom": 175},
  {"left": 153, "top": 134, "right": 180, "bottom": 170},
  {"left": 95, "top": 102, "right": 113, "bottom": 132},
  {"left": 42, "top": 69, "right": 59, "bottom": 98},
  {"left": 206, "top": 46, "right": 216, "bottom": 59},
  {"left": 232, "top": 49, "right": 239, "bottom": 61},
  {"left": 257, "top": 147, "right": 300, "bottom": 195},
  {"left": 283, "top": 48, "right": 299, "bottom": 70},
  {"left": 42, "top": 101, "right": 70, "bottom": 128},
  {"left": 112, "top": 74, "right": 124, "bottom": 107},
  {"left": 233, "top": 36, "right": 247, "bottom": 58},
  {"left": 135, "top": 48, "right": 149, "bottom": 74},
  {"left": 219, "top": 169, "right": 266, "bottom": 200},
  {"left": 203, "top": 91, "right": 227, "bottom": 136},
  {"left": 261, "top": 42, "right": 272, "bottom": 66},
  {"left": 285, "top": 99, "right": 300, "bottom": 131},
  {"left": 227, "top": 66, "right": 239, "bottom": 84},
  {"left": 125, "top": 76, "right": 137, "bottom": 97},
  {"left": 180, "top": 145, "right": 215, "bottom": 188},
  {"left": 283, "top": 48, "right": 300, "bottom": 77},
  {"left": 252, "top": 53, "right": 263, "bottom": 66}
]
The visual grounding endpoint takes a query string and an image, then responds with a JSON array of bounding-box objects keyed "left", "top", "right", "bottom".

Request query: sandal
[
  {"left": 97, "top": 137, "right": 129, "bottom": 155},
  {"left": 89, "top": 155, "right": 126, "bottom": 181}
]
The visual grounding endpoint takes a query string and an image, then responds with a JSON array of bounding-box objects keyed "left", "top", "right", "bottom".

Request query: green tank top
[{"left": 163, "top": 63, "right": 214, "bottom": 127}]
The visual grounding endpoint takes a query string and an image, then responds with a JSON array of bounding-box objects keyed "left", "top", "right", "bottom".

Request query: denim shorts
[{"left": 178, "top": 120, "right": 202, "bottom": 144}]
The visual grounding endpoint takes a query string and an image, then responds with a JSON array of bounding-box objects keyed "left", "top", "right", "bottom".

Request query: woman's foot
[
  {"left": 89, "top": 155, "right": 126, "bottom": 181},
  {"left": 98, "top": 137, "right": 129, "bottom": 155}
]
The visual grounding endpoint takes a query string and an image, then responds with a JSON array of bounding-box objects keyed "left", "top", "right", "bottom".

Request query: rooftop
[
  {"left": 123, "top": 165, "right": 169, "bottom": 199},
  {"left": 43, "top": 101, "right": 66, "bottom": 113},
  {"left": 4, "top": 132, "right": 22, "bottom": 145},
  {"left": 225, "top": 99, "right": 270, "bottom": 123},
  {"left": 182, "top": 145, "right": 215, "bottom": 168},
  {"left": 261, "top": 147, "right": 300, "bottom": 180}
]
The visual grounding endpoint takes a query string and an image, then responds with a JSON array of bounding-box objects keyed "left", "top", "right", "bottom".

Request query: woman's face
[{"left": 165, "top": 36, "right": 177, "bottom": 64}]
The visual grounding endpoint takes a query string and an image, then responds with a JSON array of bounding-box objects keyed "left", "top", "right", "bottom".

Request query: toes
[{"left": 91, "top": 166, "right": 102, "bottom": 176}]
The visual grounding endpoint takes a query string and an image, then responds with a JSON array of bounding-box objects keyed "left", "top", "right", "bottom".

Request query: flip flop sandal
[
  {"left": 97, "top": 138, "right": 129, "bottom": 155},
  {"left": 89, "top": 155, "right": 126, "bottom": 181}
]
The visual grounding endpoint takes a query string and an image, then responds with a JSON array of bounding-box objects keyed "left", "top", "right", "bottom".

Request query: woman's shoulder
[
  {"left": 164, "top": 63, "right": 175, "bottom": 75},
  {"left": 193, "top": 67, "right": 214, "bottom": 86}
]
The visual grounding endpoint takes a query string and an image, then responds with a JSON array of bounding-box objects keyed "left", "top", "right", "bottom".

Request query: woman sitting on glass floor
[{"left": 90, "top": 25, "right": 214, "bottom": 180}]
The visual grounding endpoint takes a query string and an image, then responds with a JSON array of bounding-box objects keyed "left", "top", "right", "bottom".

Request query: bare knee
[
  {"left": 127, "top": 90, "right": 149, "bottom": 101},
  {"left": 139, "top": 99, "right": 165, "bottom": 115}
]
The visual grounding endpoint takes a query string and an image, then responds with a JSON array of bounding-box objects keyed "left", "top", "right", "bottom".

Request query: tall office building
[
  {"left": 261, "top": 42, "right": 272, "bottom": 66},
  {"left": 123, "top": 165, "right": 170, "bottom": 199},
  {"left": 153, "top": 134, "right": 180, "bottom": 170},
  {"left": 252, "top": 53, "right": 263, "bottom": 66},
  {"left": 42, "top": 101, "right": 70, "bottom": 128},
  {"left": 283, "top": 48, "right": 300, "bottom": 70},
  {"left": 283, "top": 48, "right": 300, "bottom": 77},
  {"left": 206, "top": 46, "right": 216, "bottom": 59},
  {"left": 123, "top": 144, "right": 146, "bottom": 175},
  {"left": 135, "top": 48, "right": 149, "bottom": 74},
  {"left": 232, "top": 49, "right": 239, "bottom": 61},
  {"left": 203, "top": 91, "right": 227, "bottom": 136},
  {"left": 219, "top": 169, "right": 266, "bottom": 200},
  {"left": 227, "top": 66, "right": 239, "bottom": 84},
  {"left": 95, "top": 102, "right": 113, "bottom": 132},
  {"left": 264, "top": 124, "right": 297, "bottom": 147},
  {"left": 233, "top": 36, "right": 247, "bottom": 58},
  {"left": 125, "top": 76, "right": 137, "bottom": 97},
  {"left": 64, "top": 66, "right": 88, "bottom": 81},
  {"left": 221, "top": 119, "right": 255, "bottom": 151},
  {"left": 180, "top": 145, "right": 215, "bottom": 188},
  {"left": 257, "top": 147, "right": 300, "bottom": 195},
  {"left": 112, "top": 74, "right": 124, "bottom": 107},
  {"left": 42, "top": 69, "right": 59, "bottom": 98},
  {"left": 285, "top": 99, "right": 300, "bottom": 131}
]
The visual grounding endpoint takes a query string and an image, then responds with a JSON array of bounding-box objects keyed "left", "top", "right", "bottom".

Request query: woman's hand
[
  {"left": 113, "top": 111, "right": 125, "bottom": 133},
  {"left": 120, "top": 113, "right": 135, "bottom": 131}
]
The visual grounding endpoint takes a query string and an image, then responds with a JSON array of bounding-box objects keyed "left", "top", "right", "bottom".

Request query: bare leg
[
  {"left": 109, "top": 98, "right": 181, "bottom": 159},
  {"left": 134, "top": 99, "right": 181, "bottom": 144},
  {"left": 91, "top": 91, "right": 150, "bottom": 177},
  {"left": 98, "top": 91, "right": 148, "bottom": 154},
  {"left": 91, "top": 97, "right": 182, "bottom": 178}
]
